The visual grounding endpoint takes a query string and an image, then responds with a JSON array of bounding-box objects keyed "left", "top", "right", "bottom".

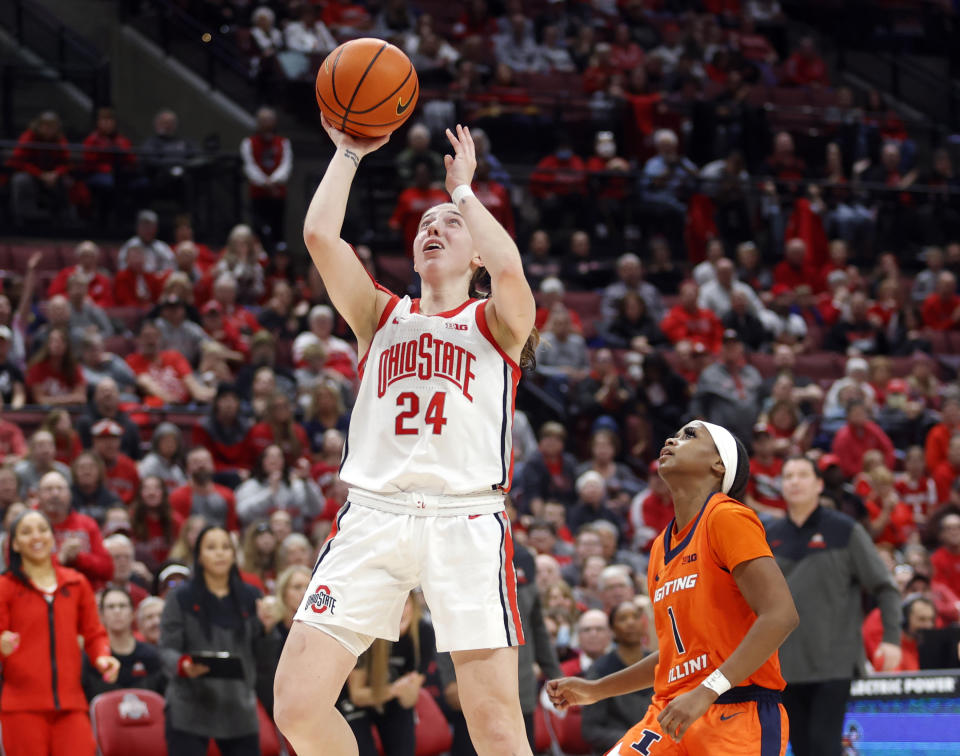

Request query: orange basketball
[{"left": 315, "top": 38, "right": 419, "bottom": 139}]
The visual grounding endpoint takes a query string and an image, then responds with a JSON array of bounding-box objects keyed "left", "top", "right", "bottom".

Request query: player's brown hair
[{"left": 469, "top": 266, "right": 539, "bottom": 370}]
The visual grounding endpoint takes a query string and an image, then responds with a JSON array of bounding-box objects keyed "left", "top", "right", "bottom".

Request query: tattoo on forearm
[{"left": 343, "top": 149, "right": 360, "bottom": 168}]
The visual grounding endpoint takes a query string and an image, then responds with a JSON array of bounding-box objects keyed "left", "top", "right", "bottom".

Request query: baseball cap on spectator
[
  {"left": 158, "top": 563, "right": 190, "bottom": 587},
  {"left": 202, "top": 300, "right": 223, "bottom": 315},
  {"left": 137, "top": 209, "right": 159, "bottom": 225},
  {"left": 540, "top": 277, "right": 565, "bottom": 295},
  {"left": 753, "top": 423, "right": 771, "bottom": 437},
  {"left": 887, "top": 378, "right": 908, "bottom": 394},
  {"left": 770, "top": 284, "right": 791, "bottom": 297},
  {"left": 845, "top": 357, "right": 869, "bottom": 376},
  {"left": 91, "top": 419, "right": 123, "bottom": 438},
  {"left": 818, "top": 453, "right": 842, "bottom": 472},
  {"left": 592, "top": 416, "right": 619, "bottom": 434},
  {"left": 0, "top": 326, "right": 11, "bottom": 341}
]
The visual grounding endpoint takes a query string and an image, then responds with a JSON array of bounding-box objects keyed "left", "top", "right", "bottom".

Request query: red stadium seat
[
  {"left": 207, "top": 702, "right": 281, "bottom": 756},
  {"left": 414, "top": 689, "right": 453, "bottom": 756},
  {"left": 8, "top": 242, "right": 62, "bottom": 273},
  {"left": 547, "top": 706, "right": 592, "bottom": 755},
  {"left": 90, "top": 688, "right": 168, "bottom": 756},
  {"left": 533, "top": 705, "right": 552, "bottom": 753}
]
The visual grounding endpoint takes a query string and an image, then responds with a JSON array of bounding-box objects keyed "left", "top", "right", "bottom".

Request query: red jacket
[
  {"left": 47, "top": 265, "right": 114, "bottom": 307},
  {"left": 103, "top": 453, "right": 140, "bottom": 505},
  {"left": 191, "top": 422, "right": 252, "bottom": 472},
  {"left": 830, "top": 421, "right": 895, "bottom": 478},
  {"left": 388, "top": 186, "right": 449, "bottom": 252},
  {"left": 6, "top": 129, "right": 71, "bottom": 176},
  {"left": 921, "top": 293, "right": 960, "bottom": 331},
  {"left": 246, "top": 422, "right": 310, "bottom": 467},
  {"left": 925, "top": 422, "right": 960, "bottom": 475},
  {"left": 169, "top": 484, "right": 239, "bottom": 532},
  {"left": 932, "top": 460, "right": 960, "bottom": 503},
  {"left": 0, "top": 566, "right": 109, "bottom": 712},
  {"left": 113, "top": 269, "right": 164, "bottom": 306},
  {"left": 51, "top": 511, "right": 114, "bottom": 589},
  {"left": 82, "top": 130, "right": 136, "bottom": 174},
  {"left": 660, "top": 305, "right": 724, "bottom": 353},
  {"left": 932, "top": 547, "right": 960, "bottom": 599},
  {"left": 529, "top": 155, "right": 587, "bottom": 198}
]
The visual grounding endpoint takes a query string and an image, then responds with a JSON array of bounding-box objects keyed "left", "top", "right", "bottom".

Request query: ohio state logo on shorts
[{"left": 306, "top": 584, "right": 337, "bottom": 615}]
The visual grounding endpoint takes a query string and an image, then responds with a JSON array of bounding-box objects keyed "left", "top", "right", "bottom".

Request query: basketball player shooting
[
  {"left": 273, "top": 116, "right": 538, "bottom": 756},
  {"left": 547, "top": 422, "right": 799, "bottom": 755}
]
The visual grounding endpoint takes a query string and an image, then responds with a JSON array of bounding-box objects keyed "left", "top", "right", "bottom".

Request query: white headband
[{"left": 700, "top": 422, "right": 738, "bottom": 495}]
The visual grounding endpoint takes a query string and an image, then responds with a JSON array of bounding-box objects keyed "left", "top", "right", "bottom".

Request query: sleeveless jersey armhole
[{"left": 475, "top": 299, "right": 521, "bottom": 373}]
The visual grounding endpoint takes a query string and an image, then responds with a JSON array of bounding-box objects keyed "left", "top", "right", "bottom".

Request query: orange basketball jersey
[{"left": 647, "top": 492, "right": 785, "bottom": 704}]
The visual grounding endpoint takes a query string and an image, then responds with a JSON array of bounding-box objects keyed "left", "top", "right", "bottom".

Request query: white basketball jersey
[{"left": 340, "top": 295, "right": 520, "bottom": 496}]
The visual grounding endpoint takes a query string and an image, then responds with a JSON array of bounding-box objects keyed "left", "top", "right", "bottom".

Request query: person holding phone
[{"left": 159, "top": 524, "right": 282, "bottom": 755}]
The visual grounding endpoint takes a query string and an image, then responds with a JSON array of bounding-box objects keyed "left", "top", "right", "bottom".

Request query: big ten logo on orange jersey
[
  {"left": 653, "top": 573, "right": 698, "bottom": 603},
  {"left": 377, "top": 333, "right": 478, "bottom": 401},
  {"left": 305, "top": 584, "right": 337, "bottom": 615}
]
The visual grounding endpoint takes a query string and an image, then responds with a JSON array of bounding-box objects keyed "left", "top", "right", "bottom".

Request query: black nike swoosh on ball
[
  {"left": 719, "top": 712, "right": 744, "bottom": 721},
  {"left": 396, "top": 96, "right": 412, "bottom": 116}
]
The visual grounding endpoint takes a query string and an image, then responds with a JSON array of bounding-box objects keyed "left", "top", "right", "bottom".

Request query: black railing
[
  {"left": 0, "top": 139, "right": 244, "bottom": 241},
  {"left": 0, "top": 0, "right": 111, "bottom": 112}
]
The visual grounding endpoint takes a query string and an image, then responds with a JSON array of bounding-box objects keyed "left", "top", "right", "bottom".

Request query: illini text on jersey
[{"left": 377, "top": 333, "right": 478, "bottom": 401}]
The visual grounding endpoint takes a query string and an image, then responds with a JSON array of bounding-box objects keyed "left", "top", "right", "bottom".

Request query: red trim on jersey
[
  {"left": 475, "top": 299, "right": 522, "bottom": 372},
  {"left": 357, "top": 294, "right": 401, "bottom": 379},
  {"left": 410, "top": 297, "right": 477, "bottom": 318},
  {"left": 504, "top": 374, "right": 519, "bottom": 490},
  {"left": 501, "top": 516, "right": 525, "bottom": 645}
]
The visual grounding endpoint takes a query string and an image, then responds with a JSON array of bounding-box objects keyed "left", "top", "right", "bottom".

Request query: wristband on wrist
[
  {"left": 451, "top": 184, "right": 474, "bottom": 206},
  {"left": 701, "top": 669, "right": 731, "bottom": 696}
]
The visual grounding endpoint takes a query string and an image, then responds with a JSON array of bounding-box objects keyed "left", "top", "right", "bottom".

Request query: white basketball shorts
[{"left": 293, "top": 497, "right": 525, "bottom": 656}]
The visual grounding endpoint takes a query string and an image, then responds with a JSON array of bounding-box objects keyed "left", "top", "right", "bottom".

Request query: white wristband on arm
[
  {"left": 701, "top": 669, "right": 731, "bottom": 696},
  {"left": 451, "top": 184, "right": 474, "bottom": 206}
]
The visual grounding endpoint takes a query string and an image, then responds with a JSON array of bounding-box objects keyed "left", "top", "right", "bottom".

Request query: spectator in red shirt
[
  {"left": 831, "top": 400, "right": 896, "bottom": 478},
  {"left": 81, "top": 106, "right": 137, "bottom": 217},
  {"left": 925, "top": 397, "right": 960, "bottom": 473},
  {"left": 0, "top": 509, "right": 118, "bottom": 756},
  {"left": 784, "top": 36, "right": 829, "bottom": 87},
  {"left": 529, "top": 137, "right": 588, "bottom": 228},
  {"left": 130, "top": 474, "right": 184, "bottom": 573},
  {"left": 211, "top": 273, "right": 261, "bottom": 339},
  {"left": 26, "top": 327, "right": 86, "bottom": 406},
  {"left": 388, "top": 160, "right": 449, "bottom": 252},
  {"left": 169, "top": 447, "right": 239, "bottom": 532},
  {"left": 0, "top": 410, "right": 26, "bottom": 464},
  {"left": 47, "top": 240, "right": 114, "bottom": 307},
  {"left": 630, "top": 460, "right": 673, "bottom": 552},
  {"left": 240, "top": 106, "right": 292, "bottom": 247},
  {"left": 37, "top": 470, "right": 114, "bottom": 588},
  {"left": 746, "top": 424, "right": 786, "bottom": 518},
  {"left": 472, "top": 157, "right": 515, "bottom": 238},
  {"left": 103, "top": 533, "right": 150, "bottom": 609},
  {"left": 660, "top": 280, "right": 724, "bottom": 353},
  {"left": 191, "top": 383, "right": 252, "bottom": 482},
  {"left": 560, "top": 609, "right": 612, "bottom": 677},
  {"left": 863, "top": 467, "right": 915, "bottom": 548},
  {"left": 246, "top": 391, "right": 309, "bottom": 467},
  {"left": 921, "top": 271, "right": 960, "bottom": 330},
  {"left": 765, "top": 132, "right": 807, "bottom": 182},
  {"left": 113, "top": 243, "right": 164, "bottom": 306},
  {"left": 126, "top": 320, "right": 214, "bottom": 406},
  {"left": 867, "top": 594, "right": 936, "bottom": 673},
  {"left": 931, "top": 512, "right": 960, "bottom": 597},
  {"left": 7, "top": 110, "right": 72, "bottom": 224},
  {"left": 933, "top": 435, "right": 960, "bottom": 504},
  {"left": 199, "top": 300, "right": 249, "bottom": 359},
  {"left": 896, "top": 445, "right": 938, "bottom": 525},
  {"left": 41, "top": 409, "right": 82, "bottom": 466},
  {"left": 773, "top": 237, "right": 817, "bottom": 291},
  {"left": 91, "top": 419, "right": 140, "bottom": 505}
]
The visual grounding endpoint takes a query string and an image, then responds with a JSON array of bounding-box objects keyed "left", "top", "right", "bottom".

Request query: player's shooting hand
[
  {"left": 319, "top": 113, "right": 390, "bottom": 159},
  {"left": 656, "top": 685, "right": 716, "bottom": 742},
  {"left": 545, "top": 677, "right": 599, "bottom": 711},
  {"left": 443, "top": 124, "right": 477, "bottom": 195}
]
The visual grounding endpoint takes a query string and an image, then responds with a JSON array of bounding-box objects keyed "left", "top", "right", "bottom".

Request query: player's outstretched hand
[
  {"left": 444, "top": 124, "right": 477, "bottom": 196},
  {"left": 545, "top": 676, "right": 599, "bottom": 711},
  {"left": 320, "top": 113, "right": 390, "bottom": 159},
  {"left": 656, "top": 685, "right": 715, "bottom": 742}
]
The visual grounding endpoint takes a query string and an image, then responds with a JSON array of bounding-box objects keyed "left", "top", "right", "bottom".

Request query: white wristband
[
  {"left": 451, "top": 184, "right": 474, "bottom": 205},
  {"left": 701, "top": 669, "right": 731, "bottom": 696}
]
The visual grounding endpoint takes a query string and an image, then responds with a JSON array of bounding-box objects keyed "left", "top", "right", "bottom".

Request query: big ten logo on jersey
[
  {"left": 377, "top": 333, "right": 477, "bottom": 401},
  {"left": 305, "top": 584, "right": 337, "bottom": 615},
  {"left": 653, "top": 573, "right": 698, "bottom": 603}
]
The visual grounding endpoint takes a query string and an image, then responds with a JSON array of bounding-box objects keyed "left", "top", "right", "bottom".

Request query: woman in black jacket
[
  {"left": 601, "top": 292, "right": 666, "bottom": 350},
  {"left": 159, "top": 525, "right": 282, "bottom": 755}
]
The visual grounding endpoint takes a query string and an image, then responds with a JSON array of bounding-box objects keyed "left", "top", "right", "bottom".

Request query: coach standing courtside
[{"left": 767, "top": 456, "right": 902, "bottom": 756}]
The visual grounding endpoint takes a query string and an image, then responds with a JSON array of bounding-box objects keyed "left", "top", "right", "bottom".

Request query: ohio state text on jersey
[{"left": 340, "top": 295, "right": 521, "bottom": 496}]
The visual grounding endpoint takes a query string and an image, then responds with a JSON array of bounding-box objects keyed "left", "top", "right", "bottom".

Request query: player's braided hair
[{"left": 469, "top": 266, "right": 540, "bottom": 370}]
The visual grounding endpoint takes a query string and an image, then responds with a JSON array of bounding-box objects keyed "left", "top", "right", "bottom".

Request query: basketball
[{"left": 315, "top": 38, "right": 419, "bottom": 139}]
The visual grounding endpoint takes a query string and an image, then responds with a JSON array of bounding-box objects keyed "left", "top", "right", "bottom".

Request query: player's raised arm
[
  {"left": 444, "top": 125, "right": 535, "bottom": 356},
  {"left": 303, "top": 114, "right": 393, "bottom": 349}
]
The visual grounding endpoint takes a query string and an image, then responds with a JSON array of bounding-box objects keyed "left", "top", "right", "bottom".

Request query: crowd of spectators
[{"left": 2, "top": 0, "right": 960, "bottom": 753}]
